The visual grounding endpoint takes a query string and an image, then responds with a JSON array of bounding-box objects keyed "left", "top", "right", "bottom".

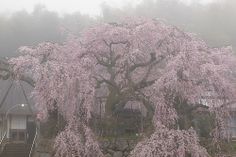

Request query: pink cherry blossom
[{"left": 9, "top": 18, "right": 236, "bottom": 156}]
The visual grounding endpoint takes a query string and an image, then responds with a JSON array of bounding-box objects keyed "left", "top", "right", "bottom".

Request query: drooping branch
[
  {"left": 0, "top": 59, "right": 35, "bottom": 87},
  {"left": 18, "top": 75, "right": 35, "bottom": 87}
]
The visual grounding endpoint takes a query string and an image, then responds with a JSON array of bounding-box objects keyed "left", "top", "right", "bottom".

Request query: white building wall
[
  {"left": 10, "top": 115, "right": 26, "bottom": 130},
  {"left": 7, "top": 115, "right": 27, "bottom": 138}
]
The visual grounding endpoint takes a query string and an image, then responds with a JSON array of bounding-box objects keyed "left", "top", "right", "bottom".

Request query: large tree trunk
[{"left": 105, "top": 88, "right": 120, "bottom": 118}]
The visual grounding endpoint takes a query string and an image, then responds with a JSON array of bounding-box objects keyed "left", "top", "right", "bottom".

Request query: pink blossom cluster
[
  {"left": 9, "top": 18, "right": 236, "bottom": 156},
  {"left": 130, "top": 124, "right": 209, "bottom": 157}
]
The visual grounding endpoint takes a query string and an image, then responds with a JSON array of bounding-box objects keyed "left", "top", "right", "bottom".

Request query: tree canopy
[{"left": 9, "top": 18, "right": 236, "bottom": 157}]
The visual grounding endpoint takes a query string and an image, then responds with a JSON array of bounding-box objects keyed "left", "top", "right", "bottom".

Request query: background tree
[
  {"left": 1, "top": 0, "right": 236, "bottom": 58},
  {"left": 9, "top": 18, "right": 236, "bottom": 156}
]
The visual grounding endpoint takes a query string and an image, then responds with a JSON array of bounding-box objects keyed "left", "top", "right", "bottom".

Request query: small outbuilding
[{"left": 0, "top": 79, "right": 35, "bottom": 144}]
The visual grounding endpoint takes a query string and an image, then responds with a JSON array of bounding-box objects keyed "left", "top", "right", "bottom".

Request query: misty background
[{"left": 0, "top": 0, "right": 235, "bottom": 57}]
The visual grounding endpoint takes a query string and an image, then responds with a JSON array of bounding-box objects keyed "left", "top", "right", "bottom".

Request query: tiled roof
[{"left": 0, "top": 79, "right": 35, "bottom": 115}]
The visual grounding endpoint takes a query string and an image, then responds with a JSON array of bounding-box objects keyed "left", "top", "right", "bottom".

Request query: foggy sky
[
  {"left": 0, "top": 0, "right": 142, "bottom": 16},
  {"left": 0, "top": 0, "right": 235, "bottom": 58},
  {"left": 1, "top": 0, "right": 213, "bottom": 16}
]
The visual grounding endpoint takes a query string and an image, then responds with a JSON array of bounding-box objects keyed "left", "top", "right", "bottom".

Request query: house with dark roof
[{"left": 0, "top": 79, "right": 36, "bottom": 143}]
